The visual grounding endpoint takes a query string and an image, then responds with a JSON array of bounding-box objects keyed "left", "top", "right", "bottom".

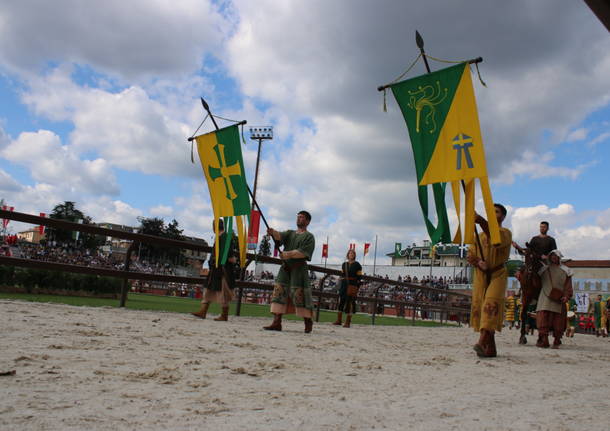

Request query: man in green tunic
[{"left": 263, "top": 210, "right": 316, "bottom": 333}]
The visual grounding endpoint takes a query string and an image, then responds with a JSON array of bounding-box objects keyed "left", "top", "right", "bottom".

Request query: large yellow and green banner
[
  {"left": 195, "top": 124, "right": 250, "bottom": 265},
  {"left": 389, "top": 62, "right": 500, "bottom": 245}
]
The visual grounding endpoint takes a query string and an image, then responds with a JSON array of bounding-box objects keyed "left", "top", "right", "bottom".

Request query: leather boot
[
  {"left": 487, "top": 331, "right": 497, "bottom": 357},
  {"left": 214, "top": 306, "right": 229, "bottom": 321},
  {"left": 191, "top": 303, "right": 209, "bottom": 319},
  {"left": 537, "top": 334, "right": 550, "bottom": 348},
  {"left": 333, "top": 312, "right": 343, "bottom": 326},
  {"left": 263, "top": 313, "right": 282, "bottom": 331},
  {"left": 343, "top": 315, "right": 352, "bottom": 328},
  {"left": 304, "top": 317, "right": 313, "bottom": 333},
  {"left": 473, "top": 330, "right": 489, "bottom": 357},
  {"left": 552, "top": 337, "right": 561, "bottom": 349}
]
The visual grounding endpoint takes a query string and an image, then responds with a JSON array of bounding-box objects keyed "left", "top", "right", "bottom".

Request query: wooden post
[
  {"left": 371, "top": 285, "right": 379, "bottom": 325},
  {"left": 120, "top": 241, "right": 138, "bottom": 307},
  {"left": 315, "top": 275, "right": 328, "bottom": 322},
  {"left": 235, "top": 258, "right": 253, "bottom": 316}
]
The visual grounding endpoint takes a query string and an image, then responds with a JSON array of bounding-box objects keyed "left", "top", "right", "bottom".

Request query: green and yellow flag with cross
[
  {"left": 389, "top": 62, "right": 501, "bottom": 245},
  {"left": 195, "top": 124, "right": 250, "bottom": 265}
]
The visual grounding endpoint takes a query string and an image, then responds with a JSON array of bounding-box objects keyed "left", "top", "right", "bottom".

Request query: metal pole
[
  {"left": 372, "top": 235, "right": 378, "bottom": 276},
  {"left": 252, "top": 137, "right": 263, "bottom": 202}
]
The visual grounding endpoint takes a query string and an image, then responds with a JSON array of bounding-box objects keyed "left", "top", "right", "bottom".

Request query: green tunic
[{"left": 271, "top": 230, "right": 315, "bottom": 310}]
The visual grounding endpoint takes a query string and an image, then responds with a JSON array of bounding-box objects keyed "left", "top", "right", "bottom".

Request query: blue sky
[{"left": 0, "top": 0, "right": 609, "bottom": 262}]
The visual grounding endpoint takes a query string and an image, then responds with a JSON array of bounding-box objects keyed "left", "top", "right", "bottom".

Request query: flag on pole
[
  {"left": 349, "top": 243, "right": 356, "bottom": 251},
  {"left": 364, "top": 243, "right": 371, "bottom": 256},
  {"left": 322, "top": 243, "right": 329, "bottom": 258},
  {"left": 388, "top": 62, "right": 500, "bottom": 245},
  {"left": 2, "top": 206, "right": 14, "bottom": 229},
  {"left": 39, "top": 213, "right": 46, "bottom": 235},
  {"left": 195, "top": 124, "right": 251, "bottom": 265},
  {"left": 394, "top": 242, "right": 402, "bottom": 257},
  {"left": 247, "top": 209, "right": 261, "bottom": 250}
]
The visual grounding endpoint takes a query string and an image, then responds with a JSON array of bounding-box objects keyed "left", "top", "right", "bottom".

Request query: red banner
[
  {"left": 247, "top": 209, "right": 261, "bottom": 249},
  {"left": 322, "top": 243, "right": 328, "bottom": 258},
  {"left": 349, "top": 243, "right": 356, "bottom": 251},
  {"left": 364, "top": 243, "right": 370, "bottom": 256},
  {"left": 2, "top": 206, "right": 14, "bottom": 229},
  {"left": 39, "top": 212, "right": 46, "bottom": 235}
]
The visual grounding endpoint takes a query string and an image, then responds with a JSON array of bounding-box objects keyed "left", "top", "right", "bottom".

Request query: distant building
[
  {"left": 17, "top": 228, "right": 45, "bottom": 244},
  {"left": 388, "top": 240, "right": 468, "bottom": 267}
]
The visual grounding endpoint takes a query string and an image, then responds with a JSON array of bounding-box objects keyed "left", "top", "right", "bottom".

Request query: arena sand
[{"left": 1, "top": 299, "right": 609, "bottom": 430}]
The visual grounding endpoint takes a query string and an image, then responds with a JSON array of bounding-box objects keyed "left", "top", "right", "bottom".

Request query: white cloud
[
  {"left": 81, "top": 198, "right": 142, "bottom": 226},
  {"left": 498, "top": 150, "right": 590, "bottom": 184},
  {"left": 0, "top": 0, "right": 226, "bottom": 80},
  {"left": 566, "top": 127, "right": 588, "bottom": 142},
  {"left": 588, "top": 131, "right": 610, "bottom": 147},
  {"left": 507, "top": 203, "right": 610, "bottom": 259},
  {"left": 1, "top": 129, "right": 119, "bottom": 195},
  {"left": 149, "top": 205, "right": 174, "bottom": 218}
]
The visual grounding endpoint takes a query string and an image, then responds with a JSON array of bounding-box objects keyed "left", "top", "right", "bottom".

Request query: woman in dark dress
[{"left": 333, "top": 249, "right": 363, "bottom": 328}]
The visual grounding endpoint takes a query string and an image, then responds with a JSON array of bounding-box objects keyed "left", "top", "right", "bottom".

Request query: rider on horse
[{"left": 512, "top": 220, "right": 557, "bottom": 261}]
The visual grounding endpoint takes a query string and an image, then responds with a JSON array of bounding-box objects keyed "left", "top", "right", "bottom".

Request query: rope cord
[
  {"left": 425, "top": 54, "right": 487, "bottom": 87},
  {"left": 188, "top": 113, "right": 209, "bottom": 163},
  {"left": 381, "top": 53, "right": 422, "bottom": 112}
]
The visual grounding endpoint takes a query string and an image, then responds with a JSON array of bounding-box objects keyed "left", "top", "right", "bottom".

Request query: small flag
[
  {"left": 39, "top": 213, "right": 46, "bottom": 235},
  {"left": 322, "top": 243, "right": 329, "bottom": 258},
  {"left": 349, "top": 243, "right": 356, "bottom": 251},
  {"left": 247, "top": 209, "right": 261, "bottom": 250},
  {"left": 394, "top": 242, "right": 402, "bottom": 257},
  {"left": 364, "top": 243, "right": 371, "bottom": 256},
  {"left": 2, "top": 206, "right": 14, "bottom": 229}
]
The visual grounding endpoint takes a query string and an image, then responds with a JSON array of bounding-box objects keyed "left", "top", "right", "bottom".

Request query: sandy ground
[{"left": 1, "top": 300, "right": 609, "bottom": 431}]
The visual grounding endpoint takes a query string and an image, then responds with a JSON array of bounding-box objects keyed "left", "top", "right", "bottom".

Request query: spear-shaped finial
[
  {"left": 415, "top": 30, "right": 424, "bottom": 49},
  {"left": 415, "top": 30, "right": 432, "bottom": 73}
]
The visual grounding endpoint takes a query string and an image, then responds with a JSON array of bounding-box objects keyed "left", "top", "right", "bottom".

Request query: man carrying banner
[
  {"left": 191, "top": 219, "right": 237, "bottom": 321},
  {"left": 263, "top": 211, "right": 316, "bottom": 333},
  {"left": 467, "top": 204, "right": 512, "bottom": 358}
]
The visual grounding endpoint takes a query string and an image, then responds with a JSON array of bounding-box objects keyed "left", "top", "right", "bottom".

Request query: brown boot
[
  {"left": 343, "top": 315, "right": 352, "bottom": 328},
  {"left": 333, "top": 312, "right": 343, "bottom": 326},
  {"left": 537, "top": 334, "right": 550, "bottom": 348},
  {"left": 191, "top": 303, "right": 209, "bottom": 319},
  {"left": 487, "top": 331, "right": 497, "bottom": 357},
  {"left": 552, "top": 337, "right": 561, "bottom": 349},
  {"left": 473, "top": 330, "right": 489, "bottom": 357},
  {"left": 214, "top": 306, "right": 229, "bottom": 321},
  {"left": 304, "top": 317, "right": 313, "bottom": 333},
  {"left": 263, "top": 313, "right": 282, "bottom": 331}
]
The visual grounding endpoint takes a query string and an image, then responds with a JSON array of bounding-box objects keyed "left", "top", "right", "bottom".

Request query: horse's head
[{"left": 522, "top": 242, "right": 543, "bottom": 274}]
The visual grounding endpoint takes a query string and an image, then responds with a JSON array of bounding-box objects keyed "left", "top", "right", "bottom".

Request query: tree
[
  {"left": 259, "top": 235, "right": 271, "bottom": 256},
  {"left": 45, "top": 201, "right": 102, "bottom": 249},
  {"left": 138, "top": 217, "right": 186, "bottom": 265}
]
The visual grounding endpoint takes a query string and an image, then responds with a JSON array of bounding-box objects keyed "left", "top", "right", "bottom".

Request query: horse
[{"left": 517, "top": 244, "right": 543, "bottom": 344}]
